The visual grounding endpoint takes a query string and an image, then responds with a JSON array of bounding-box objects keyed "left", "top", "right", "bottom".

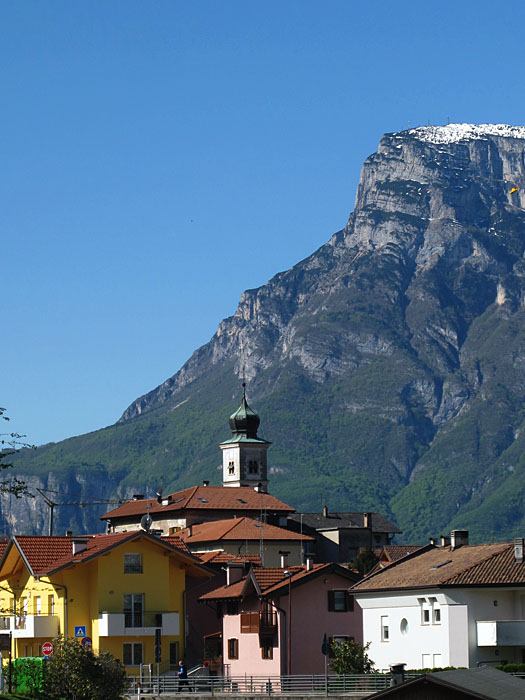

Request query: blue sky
[{"left": 3, "top": 0, "right": 525, "bottom": 446}]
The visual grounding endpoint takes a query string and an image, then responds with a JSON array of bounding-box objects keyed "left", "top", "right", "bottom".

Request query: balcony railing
[
  {"left": 477, "top": 620, "right": 525, "bottom": 646},
  {"left": 99, "top": 611, "right": 179, "bottom": 637},
  {"left": 0, "top": 615, "right": 60, "bottom": 638},
  {"left": 259, "top": 611, "right": 277, "bottom": 635}
]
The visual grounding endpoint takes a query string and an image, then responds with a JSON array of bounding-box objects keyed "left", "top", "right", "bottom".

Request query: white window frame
[
  {"left": 124, "top": 553, "right": 143, "bottom": 574},
  {"left": 380, "top": 615, "right": 389, "bottom": 641}
]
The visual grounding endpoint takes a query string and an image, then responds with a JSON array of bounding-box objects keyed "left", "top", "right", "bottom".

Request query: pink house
[{"left": 200, "top": 561, "right": 362, "bottom": 676}]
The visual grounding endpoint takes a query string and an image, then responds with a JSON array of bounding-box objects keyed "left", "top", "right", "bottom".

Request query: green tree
[
  {"left": 43, "top": 636, "right": 127, "bottom": 700},
  {"left": 329, "top": 639, "right": 374, "bottom": 674},
  {"left": 0, "top": 407, "right": 34, "bottom": 497},
  {"left": 352, "top": 546, "right": 379, "bottom": 577}
]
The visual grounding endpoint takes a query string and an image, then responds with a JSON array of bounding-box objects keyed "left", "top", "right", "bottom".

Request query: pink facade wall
[
  {"left": 287, "top": 571, "right": 362, "bottom": 674},
  {"left": 222, "top": 597, "right": 282, "bottom": 676},
  {"left": 222, "top": 571, "right": 362, "bottom": 676}
]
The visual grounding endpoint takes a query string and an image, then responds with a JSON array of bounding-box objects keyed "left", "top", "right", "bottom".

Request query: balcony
[
  {"left": 3, "top": 615, "right": 60, "bottom": 639},
  {"left": 98, "top": 611, "right": 180, "bottom": 637},
  {"left": 259, "top": 611, "right": 278, "bottom": 636},
  {"left": 477, "top": 620, "right": 525, "bottom": 646}
]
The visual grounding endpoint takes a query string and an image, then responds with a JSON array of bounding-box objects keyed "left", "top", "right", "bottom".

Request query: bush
[
  {"left": 43, "top": 636, "right": 126, "bottom": 700},
  {"left": 329, "top": 639, "right": 374, "bottom": 674}
]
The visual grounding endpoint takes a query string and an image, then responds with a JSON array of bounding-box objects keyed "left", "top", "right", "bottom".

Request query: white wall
[{"left": 357, "top": 587, "right": 525, "bottom": 670}]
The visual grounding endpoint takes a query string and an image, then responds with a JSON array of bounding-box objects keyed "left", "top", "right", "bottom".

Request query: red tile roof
[
  {"left": 2, "top": 531, "right": 205, "bottom": 577},
  {"left": 200, "top": 562, "right": 358, "bottom": 601},
  {"left": 180, "top": 517, "right": 313, "bottom": 544},
  {"left": 353, "top": 542, "right": 519, "bottom": 592},
  {"left": 102, "top": 486, "right": 294, "bottom": 520},
  {"left": 196, "top": 551, "right": 262, "bottom": 566}
]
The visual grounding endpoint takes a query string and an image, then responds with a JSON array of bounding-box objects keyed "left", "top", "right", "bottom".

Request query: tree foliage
[
  {"left": 0, "top": 407, "right": 34, "bottom": 497},
  {"left": 43, "top": 636, "right": 127, "bottom": 700},
  {"left": 329, "top": 639, "right": 374, "bottom": 675},
  {"left": 352, "top": 546, "right": 379, "bottom": 577}
]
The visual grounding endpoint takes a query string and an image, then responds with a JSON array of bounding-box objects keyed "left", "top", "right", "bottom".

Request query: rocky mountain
[{"left": 9, "top": 124, "right": 525, "bottom": 543}]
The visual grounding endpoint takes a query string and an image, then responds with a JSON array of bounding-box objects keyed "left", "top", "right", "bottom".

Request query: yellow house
[{"left": 0, "top": 531, "right": 211, "bottom": 674}]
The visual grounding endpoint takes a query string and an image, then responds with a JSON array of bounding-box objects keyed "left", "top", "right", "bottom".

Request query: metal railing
[{"left": 127, "top": 673, "right": 396, "bottom": 695}]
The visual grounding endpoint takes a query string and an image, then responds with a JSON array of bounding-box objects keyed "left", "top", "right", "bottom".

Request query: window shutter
[
  {"left": 327, "top": 591, "right": 335, "bottom": 611},
  {"left": 347, "top": 593, "right": 354, "bottom": 612},
  {"left": 240, "top": 613, "right": 251, "bottom": 633}
]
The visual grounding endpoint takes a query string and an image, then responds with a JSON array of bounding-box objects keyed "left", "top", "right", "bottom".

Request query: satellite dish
[{"left": 140, "top": 513, "right": 153, "bottom": 532}]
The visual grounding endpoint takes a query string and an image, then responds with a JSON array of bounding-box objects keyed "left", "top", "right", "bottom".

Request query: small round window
[{"left": 400, "top": 618, "right": 409, "bottom": 636}]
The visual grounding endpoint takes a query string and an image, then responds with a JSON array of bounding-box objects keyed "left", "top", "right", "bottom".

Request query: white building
[{"left": 353, "top": 531, "right": 525, "bottom": 670}]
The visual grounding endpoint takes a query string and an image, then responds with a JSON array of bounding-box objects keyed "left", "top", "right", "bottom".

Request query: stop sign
[{"left": 42, "top": 642, "right": 53, "bottom": 656}]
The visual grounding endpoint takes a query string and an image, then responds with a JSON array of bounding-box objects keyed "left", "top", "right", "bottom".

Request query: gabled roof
[
  {"left": 102, "top": 486, "right": 294, "bottom": 521},
  {"left": 368, "top": 666, "right": 525, "bottom": 699},
  {"left": 200, "top": 563, "right": 360, "bottom": 601},
  {"left": 196, "top": 551, "right": 262, "bottom": 566},
  {"left": 180, "top": 517, "right": 313, "bottom": 544},
  {"left": 0, "top": 531, "right": 210, "bottom": 579},
  {"left": 353, "top": 542, "right": 521, "bottom": 592},
  {"left": 287, "top": 511, "right": 400, "bottom": 534}
]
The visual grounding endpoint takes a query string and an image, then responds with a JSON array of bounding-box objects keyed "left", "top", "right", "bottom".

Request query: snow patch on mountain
[{"left": 407, "top": 123, "right": 525, "bottom": 144}]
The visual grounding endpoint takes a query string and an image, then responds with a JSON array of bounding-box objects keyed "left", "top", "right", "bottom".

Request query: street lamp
[{"left": 284, "top": 570, "right": 293, "bottom": 677}]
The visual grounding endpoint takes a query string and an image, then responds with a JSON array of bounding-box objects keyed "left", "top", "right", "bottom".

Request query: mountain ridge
[{"left": 9, "top": 124, "right": 525, "bottom": 543}]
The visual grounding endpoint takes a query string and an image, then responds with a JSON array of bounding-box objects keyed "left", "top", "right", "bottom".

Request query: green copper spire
[{"left": 228, "top": 383, "right": 260, "bottom": 440}]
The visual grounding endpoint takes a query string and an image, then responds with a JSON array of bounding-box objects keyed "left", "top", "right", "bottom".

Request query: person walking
[{"left": 178, "top": 659, "right": 189, "bottom": 692}]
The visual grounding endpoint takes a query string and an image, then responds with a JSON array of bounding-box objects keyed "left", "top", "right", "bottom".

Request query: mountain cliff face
[{"left": 10, "top": 125, "right": 525, "bottom": 542}]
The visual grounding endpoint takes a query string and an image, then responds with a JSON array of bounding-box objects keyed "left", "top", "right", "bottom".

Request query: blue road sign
[
  {"left": 81, "top": 637, "right": 92, "bottom": 648},
  {"left": 74, "top": 626, "right": 87, "bottom": 638}
]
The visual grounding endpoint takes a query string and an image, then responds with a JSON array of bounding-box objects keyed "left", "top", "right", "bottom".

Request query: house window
[
  {"left": 328, "top": 635, "right": 353, "bottom": 656},
  {"left": 380, "top": 616, "right": 389, "bottom": 641},
  {"left": 328, "top": 590, "right": 353, "bottom": 612},
  {"left": 123, "top": 593, "right": 144, "bottom": 627},
  {"left": 419, "top": 598, "right": 431, "bottom": 625},
  {"left": 35, "top": 597, "right": 41, "bottom": 616},
  {"left": 228, "top": 638, "right": 239, "bottom": 659},
  {"left": 48, "top": 595, "right": 55, "bottom": 616},
  {"left": 433, "top": 607, "right": 441, "bottom": 624},
  {"left": 170, "top": 642, "right": 179, "bottom": 668},
  {"left": 248, "top": 460, "right": 258, "bottom": 474},
  {"left": 261, "top": 638, "right": 273, "bottom": 659},
  {"left": 123, "top": 642, "right": 143, "bottom": 666},
  {"left": 124, "top": 553, "right": 143, "bottom": 574},
  {"left": 240, "top": 612, "right": 259, "bottom": 633}
]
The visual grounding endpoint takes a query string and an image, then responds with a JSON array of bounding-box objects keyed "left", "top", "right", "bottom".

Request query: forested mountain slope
[{"left": 10, "top": 124, "right": 525, "bottom": 543}]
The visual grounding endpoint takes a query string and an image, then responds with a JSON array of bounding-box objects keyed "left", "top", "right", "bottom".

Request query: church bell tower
[{"left": 220, "top": 385, "right": 271, "bottom": 491}]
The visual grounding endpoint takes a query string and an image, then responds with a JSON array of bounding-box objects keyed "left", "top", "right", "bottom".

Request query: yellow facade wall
[{"left": 0, "top": 536, "right": 196, "bottom": 674}]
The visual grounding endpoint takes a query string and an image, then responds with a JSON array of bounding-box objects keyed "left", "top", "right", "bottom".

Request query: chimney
[
  {"left": 429, "top": 537, "right": 438, "bottom": 546},
  {"left": 279, "top": 550, "right": 290, "bottom": 568},
  {"left": 186, "top": 525, "right": 192, "bottom": 538},
  {"left": 254, "top": 483, "right": 262, "bottom": 493},
  {"left": 306, "top": 556, "right": 313, "bottom": 571},
  {"left": 203, "top": 480, "right": 209, "bottom": 486},
  {"left": 72, "top": 538, "right": 88, "bottom": 555},
  {"left": 322, "top": 505, "right": 328, "bottom": 518},
  {"left": 389, "top": 663, "right": 405, "bottom": 687},
  {"left": 65, "top": 530, "right": 73, "bottom": 537},
  {"left": 364, "top": 512, "right": 373, "bottom": 529},
  {"left": 515, "top": 538, "right": 524, "bottom": 563},
  {"left": 132, "top": 494, "right": 144, "bottom": 501},
  {"left": 226, "top": 564, "right": 243, "bottom": 586},
  {"left": 440, "top": 535, "right": 450, "bottom": 548},
  {"left": 450, "top": 530, "right": 468, "bottom": 550}
]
